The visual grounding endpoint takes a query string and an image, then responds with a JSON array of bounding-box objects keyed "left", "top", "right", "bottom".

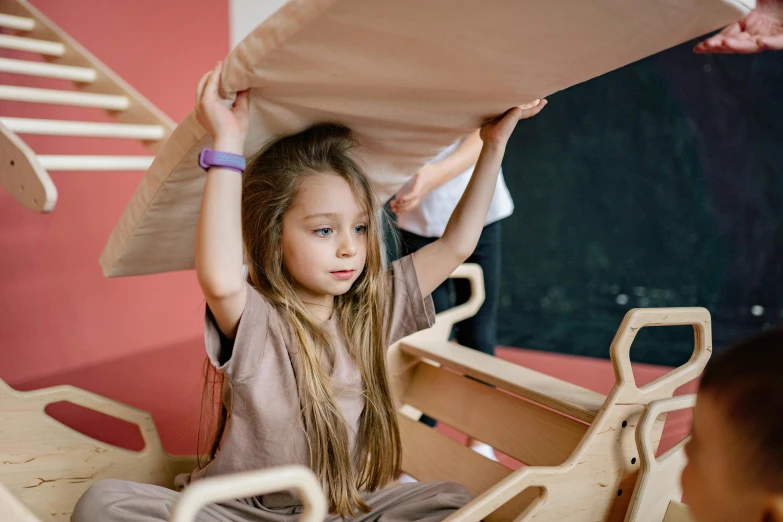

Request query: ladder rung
[
  {"left": 0, "top": 118, "right": 165, "bottom": 140},
  {"left": 0, "top": 58, "right": 96, "bottom": 82},
  {"left": 0, "top": 13, "right": 35, "bottom": 31},
  {"left": 38, "top": 155, "right": 154, "bottom": 171},
  {"left": 0, "top": 85, "right": 129, "bottom": 110},
  {"left": 0, "top": 34, "right": 64, "bottom": 56}
]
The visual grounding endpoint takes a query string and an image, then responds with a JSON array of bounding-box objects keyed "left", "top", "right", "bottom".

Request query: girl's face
[
  {"left": 682, "top": 394, "right": 765, "bottom": 522},
  {"left": 281, "top": 171, "right": 368, "bottom": 313}
]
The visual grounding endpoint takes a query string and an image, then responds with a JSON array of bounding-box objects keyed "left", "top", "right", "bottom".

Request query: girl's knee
[
  {"left": 71, "top": 479, "right": 129, "bottom": 521},
  {"left": 434, "top": 481, "right": 472, "bottom": 505}
]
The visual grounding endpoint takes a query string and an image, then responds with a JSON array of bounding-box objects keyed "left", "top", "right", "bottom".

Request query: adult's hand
[{"left": 694, "top": 0, "right": 783, "bottom": 54}]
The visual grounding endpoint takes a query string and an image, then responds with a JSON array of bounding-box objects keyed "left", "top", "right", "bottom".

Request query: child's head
[
  {"left": 215, "top": 123, "right": 400, "bottom": 516},
  {"left": 682, "top": 329, "right": 783, "bottom": 522},
  {"left": 241, "top": 123, "right": 382, "bottom": 305}
]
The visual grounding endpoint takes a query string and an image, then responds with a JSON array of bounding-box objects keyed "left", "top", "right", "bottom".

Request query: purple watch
[{"left": 198, "top": 148, "right": 246, "bottom": 173}]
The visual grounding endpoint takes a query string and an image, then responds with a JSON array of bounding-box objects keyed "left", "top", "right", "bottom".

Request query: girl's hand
[
  {"left": 196, "top": 61, "right": 250, "bottom": 153},
  {"left": 480, "top": 99, "right": 547, "bottom": 145}
]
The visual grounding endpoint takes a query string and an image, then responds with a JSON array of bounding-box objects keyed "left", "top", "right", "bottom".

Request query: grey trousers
[{"left": 71, "top": 478, "right": 470, "bottom": 522}]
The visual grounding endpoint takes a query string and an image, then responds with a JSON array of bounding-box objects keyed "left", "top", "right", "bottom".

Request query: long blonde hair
[{"left": 199, "top": 123, "right": 400, "bottom": 516}]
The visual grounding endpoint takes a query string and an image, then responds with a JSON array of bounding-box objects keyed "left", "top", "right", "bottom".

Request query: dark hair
[{"left": 700, "top": 328, "right": 783, "bottom": 490}]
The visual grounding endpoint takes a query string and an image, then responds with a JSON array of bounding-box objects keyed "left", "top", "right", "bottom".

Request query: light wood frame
[{"left": 0, "top": 264, "right": 705, "bottom": 521}]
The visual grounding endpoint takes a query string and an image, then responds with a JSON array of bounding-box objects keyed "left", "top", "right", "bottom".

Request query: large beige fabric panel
[{"left": 101, "top": 0, "right": 753, "bottom": 277}]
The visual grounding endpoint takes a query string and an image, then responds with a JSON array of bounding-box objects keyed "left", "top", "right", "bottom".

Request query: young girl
[
  {"left": 681, "top": 328, "right": 783, "bottom": 522},
  {"left": 72, "top": 62, "right": 546, "bottom": 522}
]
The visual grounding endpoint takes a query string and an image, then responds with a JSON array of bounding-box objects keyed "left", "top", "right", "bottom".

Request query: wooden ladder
[{"left": 0, "top": 0, "right": 174, "bottom": 212}]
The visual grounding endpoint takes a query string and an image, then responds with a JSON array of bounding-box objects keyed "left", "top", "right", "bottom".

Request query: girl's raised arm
[
  {"left": 194, "top": 62, "right": 250, "bottom": 338},
  {"left": 411, "top": 99, "right": 547, "bottom": 298}
]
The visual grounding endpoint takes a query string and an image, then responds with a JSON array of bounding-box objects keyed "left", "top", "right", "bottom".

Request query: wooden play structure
[
  {"left": 2, "top": 0, "right": 733, "bottom": 520},
  {"left": 1, "top": 264, "right": 702, "bottom": 521},
  {"left": 0, "top": 0, "right": 174, "bottom": 212}
]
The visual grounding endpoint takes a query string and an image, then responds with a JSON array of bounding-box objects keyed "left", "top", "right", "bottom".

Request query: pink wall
[{"left": 0, "top": 1, "right": 229, "bottom": 388}]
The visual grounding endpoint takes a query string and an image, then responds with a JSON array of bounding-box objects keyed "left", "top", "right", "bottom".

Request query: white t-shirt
[{"left": 395, "top": 140, "right": 514, "bottom": 238}]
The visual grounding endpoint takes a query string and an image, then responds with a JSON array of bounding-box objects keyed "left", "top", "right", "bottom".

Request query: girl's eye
[
  {"left": 354, "top": 225, "right": 367, "bottom": 234},
  {"left": 315, "top": 228, "right": 332, "bottom": 237}
]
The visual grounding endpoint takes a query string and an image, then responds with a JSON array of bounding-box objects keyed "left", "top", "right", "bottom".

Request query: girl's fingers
[
  {"left": 203, "top": 62, "right": 222, "bottom": 102},
  {"left": 520, "top": 100, "right": 549, "bottom": 119},
  {"left": 196, "top": 71, "right": 211, "bottom": 103},
  {"left": 493, "top": 107, "right": 521, "bottom": 128},
  {"left": 519, "top": 99, "right": 541, "bottom": 110},
  {"left": 233, "top": 89, "right": 250, "bottom": 114},
  {"left": 519, "top": 99, "right": 547, "bottom": 119}
]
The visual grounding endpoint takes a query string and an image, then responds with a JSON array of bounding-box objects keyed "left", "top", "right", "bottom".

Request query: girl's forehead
[{"left": 291, "top": 172, "right": 367, "bottom": 218}]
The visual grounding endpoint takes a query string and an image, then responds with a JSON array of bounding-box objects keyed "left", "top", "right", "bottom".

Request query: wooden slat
[
  {"left": 0, "top": 85, "right": 129, "bottom": 109},
  {"left": 38, "top": 155, "right": 154, "bottom": 171},
  {"left": 403, "top": 362, "right": 588, "bottom": 466},
  {"left": 0, "top": 482, "right": 39, "bottom": 522},
  {"left": 0, "top": 117, "right": 164, "bottom": 139},
  {"left": 400, "top": 338, "right": 606, "bottom": 423},
  {"left": 3, "top": 0, "right": 175, "bottom": 153},
  {"left": 626, "top": 396, "right": 694, "bottom": 522},
  {"left": 0, "top": 57, "right": 96, "bottom": 82},
  {"left": 0, "top": 13, "right": 35, "bottom": 31},
  {"left": 170, "top": 467, "right": 327, "bottom": 522},
  {"left": 0, "top": 33, "right": 64, "bottom": 56},
  {"left": 663, "top": 501, "right": 694, "bottom": 522},
  {"left": 399, "top": 415, "right": 540, "bottom": 522}
]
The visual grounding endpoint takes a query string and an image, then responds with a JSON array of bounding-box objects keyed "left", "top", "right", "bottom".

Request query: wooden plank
[
  {"left": 0, "top": 121, "right": 56, "bottom": 212},
  {"left": 0, "top": 118, "right": 165, "bottom": 139},
  {"left": 38, "top": 155, "right": 153, "bottom": 171},
  {"left": 0, "top": 57, "right": 95, "bottom": 82},
  {"left": 0, "top": 34, "right": 64, "bottom": 56},
  {"left": 625, "top": 396, "right": 694, "bottom": 522},
  {"left": 0, "top": 482, "right": 40, "bottom": 522},
  {"left": 0, "top": 13, "right": 34, "bottom": 31},
  {"left": 0, "top": 86, "right": 129, "bottom": 110},
  {"left": 399, "top": 415, "right": 540, "bottom": 522},
  {"left": 170, "top": 467, "right": 327, "bottom": 522},
  {"left": 403, "top": 362, "right": 588, "bottom": 466},
  {"left": 400, "top": 338, "right": 606, "bottom": 423},
  {"left": 663, "top": 501, "right": 694, "bottom": 522}
]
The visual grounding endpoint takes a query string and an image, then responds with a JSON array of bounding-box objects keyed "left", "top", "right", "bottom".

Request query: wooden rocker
[
  {"left": 0, "top": 378, "right": 195, "bottom": 520},
  {"left": 1, "top": 266, "right": 702, "bottom": 521},
  {"left": 387, "top": 264, "right": 708, "bottom": 521},
  {"left": 0, "top": 378, "right": 327, "bottom": 522}
]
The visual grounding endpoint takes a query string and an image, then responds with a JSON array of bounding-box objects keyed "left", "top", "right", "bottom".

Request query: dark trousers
[{"left": 395, "top": 221, "right": 502, "bottom": 427}]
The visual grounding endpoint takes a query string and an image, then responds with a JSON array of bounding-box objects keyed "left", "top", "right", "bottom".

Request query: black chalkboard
[{"left": 499, "top": 36, "right": 783, "bottom": 366}]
